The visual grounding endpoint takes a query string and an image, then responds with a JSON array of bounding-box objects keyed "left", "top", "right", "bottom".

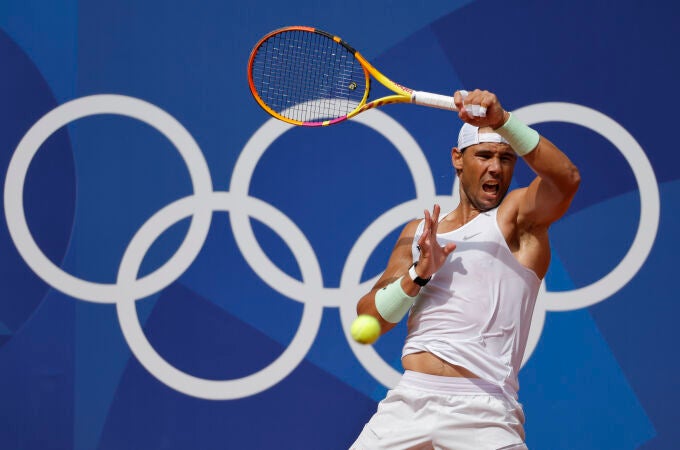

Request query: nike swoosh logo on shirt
[{"left": 462, "top": 232, "right": 482, "bottom": 240}]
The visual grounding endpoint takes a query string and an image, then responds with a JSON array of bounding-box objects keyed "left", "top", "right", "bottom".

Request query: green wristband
[
  {"left": 495, "top": 113, "right": 540, "bottom": 156},
  {"left": 375, "top": 277, "right": 417, "bottom": 324}
]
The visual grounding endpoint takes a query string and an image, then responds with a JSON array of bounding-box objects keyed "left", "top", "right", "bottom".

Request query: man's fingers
[
  {"left": 420, "top": 209, "right": 431, "bottom": 246},
  {"left": 455, "top": 90, "right": 472, "bottom": 121},
  {"left": 465, "top": 102, "right": 486, "bottom": 118},
  {"left": 457, "top": 89, "right": 498, "bottom": 120},
  {"left": 431, "top": 204, "right": 441, "bottom": 225},
  {"left": 443, "top": 242, "right": 457, "bottom": 255}
]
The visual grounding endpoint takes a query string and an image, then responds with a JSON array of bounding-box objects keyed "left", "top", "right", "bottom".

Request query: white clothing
[
  {"left": 350, "top": 371, "right": 527, "bottom": 450},
  {"left": 403, "top": 208, "right": 541, "bottom": 399}
]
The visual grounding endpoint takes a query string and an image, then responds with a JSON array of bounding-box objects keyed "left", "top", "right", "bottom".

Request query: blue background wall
[{"left": 1, "top": 1, "right": 678, "bottom": 448}]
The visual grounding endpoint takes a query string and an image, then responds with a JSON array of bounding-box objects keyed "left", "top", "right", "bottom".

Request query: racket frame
[{"left": 247, "top": 26, "right": 431, "bottom": 127}]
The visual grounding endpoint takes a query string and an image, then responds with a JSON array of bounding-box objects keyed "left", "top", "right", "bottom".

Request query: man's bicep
[
  {"left": 518, "top": 177, "right": 575, "bottom": 227},
  {"left": 516, "top": 137, "right": 580, "bottom": 227}
]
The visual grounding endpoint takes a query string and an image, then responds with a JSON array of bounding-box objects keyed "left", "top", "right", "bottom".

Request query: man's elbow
[{"left": 564, "top": 164, "right": 581, "bottom": 197}]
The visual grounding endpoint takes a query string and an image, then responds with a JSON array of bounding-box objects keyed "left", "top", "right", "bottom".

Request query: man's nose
[{"left": 488, "top": 157, "right": 501, "bottom": 173}]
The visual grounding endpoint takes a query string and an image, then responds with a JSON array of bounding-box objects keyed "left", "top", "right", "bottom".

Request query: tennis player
[{"left": 351, "top": 89, "right": 580, "bottom": 450}]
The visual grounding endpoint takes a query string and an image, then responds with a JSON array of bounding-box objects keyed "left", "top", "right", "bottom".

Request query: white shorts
[{"left": 350, "top": 371, "right": 527, "bottom": 450}]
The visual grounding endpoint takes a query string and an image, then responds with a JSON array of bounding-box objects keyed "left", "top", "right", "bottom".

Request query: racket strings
[{"left": 251, "top": 29, "right": 367, "bottom": 123}]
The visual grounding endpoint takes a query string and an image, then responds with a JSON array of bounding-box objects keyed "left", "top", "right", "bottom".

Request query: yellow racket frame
[{"left": 248, "top": 26, "right": 418, "bottom": 127}]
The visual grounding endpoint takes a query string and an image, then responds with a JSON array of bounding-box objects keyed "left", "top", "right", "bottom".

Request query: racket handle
[{"left": 411, "top": 91, "right": 458, "bottom": 111}]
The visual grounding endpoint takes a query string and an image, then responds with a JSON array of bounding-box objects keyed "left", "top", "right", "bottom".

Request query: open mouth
[{"left": 482, "top": 182, "right": 499, "bottom": 195}]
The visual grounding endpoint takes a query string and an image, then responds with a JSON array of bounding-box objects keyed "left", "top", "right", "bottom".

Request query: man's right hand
[{"left": 414, "top": 204, "right": 457, "bottom": 281}]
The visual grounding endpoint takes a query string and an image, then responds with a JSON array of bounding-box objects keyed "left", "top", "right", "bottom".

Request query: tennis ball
[{"left": 351, "top": 314, "right": 381, "bottom": 345}]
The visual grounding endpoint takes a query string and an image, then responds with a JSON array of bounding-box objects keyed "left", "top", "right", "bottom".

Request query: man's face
[{"left": 453, "top": 139, "right": 517, "bottom": 211}]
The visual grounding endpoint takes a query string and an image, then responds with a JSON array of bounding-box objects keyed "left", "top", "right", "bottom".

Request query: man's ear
[{"left": 452, "top": 147, "right": 464, "bottom": 170}]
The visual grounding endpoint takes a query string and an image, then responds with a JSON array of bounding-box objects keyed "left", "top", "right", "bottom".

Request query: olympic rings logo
[{"left": 3, "top": 95, "right": 660, "bottom": 400}]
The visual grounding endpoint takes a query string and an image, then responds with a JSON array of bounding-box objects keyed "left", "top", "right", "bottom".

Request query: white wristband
[{"left": 495, "top": 113, "right": 540, "bottom": 156}]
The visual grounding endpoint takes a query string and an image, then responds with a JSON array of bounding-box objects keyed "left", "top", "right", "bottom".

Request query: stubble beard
[{"left": 459, "top": 183, "right": 508, "bottom": 213}]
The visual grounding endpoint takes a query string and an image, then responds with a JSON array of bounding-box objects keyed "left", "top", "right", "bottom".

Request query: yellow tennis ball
[{"left": 351, "top": 314, "right": 381, "bottom": 345}]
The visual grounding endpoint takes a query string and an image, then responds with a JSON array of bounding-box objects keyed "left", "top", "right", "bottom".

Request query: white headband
[{"left": 457, "top": 122, "right": 509, "bottom": 150}]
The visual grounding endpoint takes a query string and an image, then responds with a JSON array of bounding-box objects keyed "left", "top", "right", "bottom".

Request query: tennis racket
[{"left": 247, "top": 26, "right": 459, "bottom": 127}]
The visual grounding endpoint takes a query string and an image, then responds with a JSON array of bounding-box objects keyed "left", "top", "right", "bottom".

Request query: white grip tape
[{"left": 411, "top": 91, "right": 458, "bottom": 111}]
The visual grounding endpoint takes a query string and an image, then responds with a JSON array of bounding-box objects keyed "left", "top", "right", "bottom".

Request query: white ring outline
[
  {"left": 229, "top": 104, "right": 437, "bottom": 307},
  {"left": 229, "top": 105, "right": 439, "bottom": 387},
  {"left": 3, "top": 95, "right": 213, "bottom": 303},
  {"left": 3, "top": 96, "right": 659, "bottom": 396},
  {"left": 115, "top": 192, "right": 323, "bottom": 400},
  {"left": 339, "top": 199, "right": 428, "bottom": 387},
  {"left": 516, "top": 102, "right": 659, "bottom": 364}
]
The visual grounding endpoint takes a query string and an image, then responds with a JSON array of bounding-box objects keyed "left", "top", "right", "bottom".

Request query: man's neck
[{"left": 439, "top": 201, "right": 485, "bottom": 232}]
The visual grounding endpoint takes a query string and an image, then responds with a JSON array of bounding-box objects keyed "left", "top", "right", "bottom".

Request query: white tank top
[{"left": 402, "top": 207, "right": 541, "bottom": 399}]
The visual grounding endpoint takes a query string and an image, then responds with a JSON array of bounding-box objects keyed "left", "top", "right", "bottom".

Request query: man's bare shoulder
[
  {"left": 498, "top": 188, "right": 526, "bottom": 221},
  {"left": 386, "top": 218, "right": 423, "bottom": 255},
  {"left": 399, "top": 217, "right": 424, "bottom": 239}
]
